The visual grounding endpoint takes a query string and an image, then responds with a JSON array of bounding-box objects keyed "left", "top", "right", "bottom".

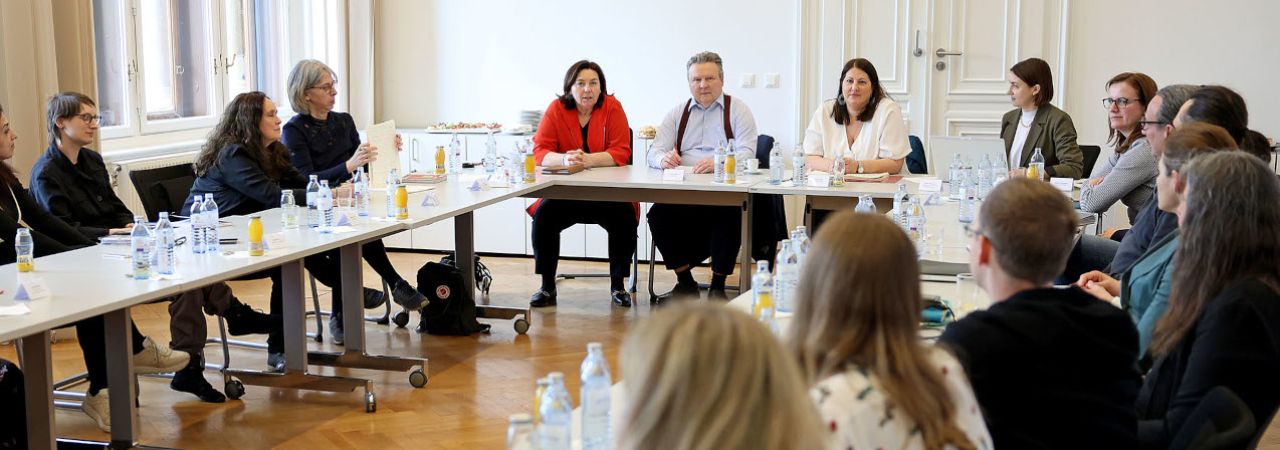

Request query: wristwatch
[{"left": 856, "top": 160, "right": 865, "bottom": 174}]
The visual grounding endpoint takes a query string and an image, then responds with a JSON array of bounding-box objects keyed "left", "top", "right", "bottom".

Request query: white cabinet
[
  {"left": 411, "top": 218, "right": 455, "bottom": 252},
  {"left": 383, "top": 229, "right": 414, "bottom": 249},
  {"left": 474, "top": 198, "right": 529, "bottom": 255},
  {"left": 399, "top": 130, "right": 456, "bottom": 174}
]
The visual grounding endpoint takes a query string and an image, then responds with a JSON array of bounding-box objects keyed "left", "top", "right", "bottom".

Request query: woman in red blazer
[{"left": 528, "top": 60, "right": 637, "bottom": 308}]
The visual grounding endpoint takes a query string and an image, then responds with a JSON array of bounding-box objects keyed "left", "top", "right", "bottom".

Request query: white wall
[
  {"left": 1065, "top": 0, "right": 1280, "bottom": 151},
  {"left": 376, "top": 0, "right": 800, "bottom": 147}
]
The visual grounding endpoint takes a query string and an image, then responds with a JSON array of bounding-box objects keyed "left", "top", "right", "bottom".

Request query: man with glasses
[
  {"left": 30, "top": 92, "right": 275, "bottom": 411},
  {"left": 941, "top": 177, "right": 1140, "bottom": 449},
  {"left": 1059, "top": 84, "right": 1197, "bottom": 282}
]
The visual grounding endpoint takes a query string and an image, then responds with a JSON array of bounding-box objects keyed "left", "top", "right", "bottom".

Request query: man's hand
[
  {"left": 660, "top": 148, "right": 682, "bottom": 169},
  {"left": 692, "top": 158, "right": 714, "bottom": 174}
]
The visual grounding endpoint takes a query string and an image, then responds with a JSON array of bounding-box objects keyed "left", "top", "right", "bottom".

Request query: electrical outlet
[
  {"left": 764, "top": 73, "right": 780, "bottom": 88},
  {"left": 740, "top": 73, "right": 756, "bottom": 88}
]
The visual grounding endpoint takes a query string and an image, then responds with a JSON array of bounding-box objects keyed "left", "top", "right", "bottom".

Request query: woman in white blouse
[
  {"left": 803, "top": 58, "right": 910, "bottom": 175},
  {"left": 788, "top": 211, "right": 991, "bottom": 450}
]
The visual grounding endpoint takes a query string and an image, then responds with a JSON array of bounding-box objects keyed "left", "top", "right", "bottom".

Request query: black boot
[
  {"left": 169, "top": 354, "right": 226, "bottom": 403},
  {"left": 224, "top": 300, "right": 277, "bottom": 336}
]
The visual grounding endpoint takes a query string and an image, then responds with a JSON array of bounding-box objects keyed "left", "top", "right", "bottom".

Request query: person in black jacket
[
  {"left": 31, "top": 92, "right": 275, "bottom": 403},
  {"left": 0, "top": 102, "right": 188, "bottom": 433},
  {"left": 1136, "top": 151, "right": 1280, "bottom": 448},
  {"left": 184, "top": 91, "right": 386, "bottom": 369},
  {"left": 280, "top": 59, "right": 427, "bottom": 330},
  {"left": 939, "top": 177, "right": 1141, "bottom": 449}
]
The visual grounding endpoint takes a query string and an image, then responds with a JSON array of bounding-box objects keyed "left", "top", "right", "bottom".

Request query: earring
[{"left": 836, "top": 95, "right": 846, "bottom": 105}]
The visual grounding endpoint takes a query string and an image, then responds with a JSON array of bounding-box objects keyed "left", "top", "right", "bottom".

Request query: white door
[
  {"left": 795, "top": 0, "right": 1070, "bottom": 174},
  {"left": 925, "top": 0, "right": 1071, "bottom": 140}
]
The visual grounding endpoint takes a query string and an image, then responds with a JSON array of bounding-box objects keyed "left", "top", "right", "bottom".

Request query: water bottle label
[
  {"left": 583, "top": 389, "right": 611, "bottom": 416},
  {"left": 538, "top": 426, "right": 570, "bottom": 449}
]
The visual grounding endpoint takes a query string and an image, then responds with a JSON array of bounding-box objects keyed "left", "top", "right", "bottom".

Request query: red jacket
[{"left": 527, "top": 95, "right": 638, "bottom": 217}]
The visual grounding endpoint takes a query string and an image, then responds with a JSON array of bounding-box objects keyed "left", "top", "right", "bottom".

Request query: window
[{"left": 93, "top": 0, "right": 346, "bottom": 146}]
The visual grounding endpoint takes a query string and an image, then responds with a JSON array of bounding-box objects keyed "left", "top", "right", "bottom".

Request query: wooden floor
[{"left": 2, "top": 251, "right": 1278, "bottom": 449}]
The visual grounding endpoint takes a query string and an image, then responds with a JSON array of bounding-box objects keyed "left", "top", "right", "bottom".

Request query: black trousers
[
  {"left": 236, "top": 249, "right": 342, "bottom": 354},
  {"left": 0, "top": 359, "right": 24, "bottom": 450},
  {"left": 532, "top": 200, "right": 637, "bottom": 284},
  {"left": 362, "top": 239, "right": 406, "bottom": 286},
  {"left": 647, "top": 204, "right": 742, "bottom": 275},
  {"left": 75, "top": 317, "right": 146, "bottom": 394}
]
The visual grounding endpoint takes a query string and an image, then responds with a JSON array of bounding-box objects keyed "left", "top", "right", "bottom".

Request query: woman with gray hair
[{"left": 281, "top": 59, "right": 426, "bottom": 345}]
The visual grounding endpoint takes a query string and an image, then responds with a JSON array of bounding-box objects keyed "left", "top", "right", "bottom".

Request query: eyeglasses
[
  {"left": 76, "top": 113, "right": 102, "bottom": 124},
  {"left": 1102, "top": 97, "right": 1137, "bottom": 109},
  {"left": 1139, "top": 120, "right": 1169, "bottom": 130},
  {"left": 308, "top": 82, "right": 338, "bottom": 93},
  {"left": 962, "top": 223, "right": 990, "bottom": 253}
]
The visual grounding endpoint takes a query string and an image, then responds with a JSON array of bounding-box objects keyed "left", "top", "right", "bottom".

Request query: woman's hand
[
  {"left": 108, "top": 223, "right": 135, "bottom": 235},
  {"left": 564, "top": 149, "right": 586, "bottom": 166},
  {"left": 1077, "top": 270, "right": 1121, "bottom": 300},
  {"left": 346, "top": 143, "right": 377, "bottom": 172},
  {"left": 394, "top": 133, "right": 403, "bottom": 152},
  {"left": 1009, "top": 167, "right": 1027, "bottom": 178}
]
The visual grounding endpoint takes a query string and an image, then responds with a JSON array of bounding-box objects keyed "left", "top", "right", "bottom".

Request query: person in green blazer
[{"left": 1000, "top": 57, "right": 1084, "bottom": 179}]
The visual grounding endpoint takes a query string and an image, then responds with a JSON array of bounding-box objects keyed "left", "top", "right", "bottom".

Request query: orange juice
[
  {"left": 725, "top": 153, "right": 736, "bottom": 184},
  {"left": 752, "top": 291, "right": 772, "bottom": 318},
  {"left": 17, "top": 261, "right": 33, "bottom": 272},
  {"left": 248, "top": 216, "right": 264, "bottom": 256},
  {"left": 395, "top": 185, "right": 409, "bottom": 220},
  {"left": 435, "top": 146, "right": 447, "bottom": 175},
  {"left": 523, "top": 153, "right": 536, "bottom": 183}
]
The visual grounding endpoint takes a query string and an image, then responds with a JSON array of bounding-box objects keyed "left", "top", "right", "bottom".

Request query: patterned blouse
[{"left": 810, "top": 348, "right": 992, "bottom": 450}]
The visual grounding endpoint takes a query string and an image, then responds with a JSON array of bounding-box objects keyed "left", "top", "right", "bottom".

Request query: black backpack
[{"left": 415, "top": 254, "right": 491, "bottom": 335}]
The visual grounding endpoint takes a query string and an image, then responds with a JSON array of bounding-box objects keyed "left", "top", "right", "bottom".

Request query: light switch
[
  {"left": 764, "top": 73, "right": 780, "bottom": 88},
  {"left": 740, "top": 73, "right": 756, "bottom": 88}
]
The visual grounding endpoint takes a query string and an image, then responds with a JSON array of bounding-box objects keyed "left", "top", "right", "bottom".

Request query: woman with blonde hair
[
  {"left": 788, "top": 211, "right": 990, "bottom": 450},
  {"left": 618, "top": 302, "right": 823, "bottom": 450}
]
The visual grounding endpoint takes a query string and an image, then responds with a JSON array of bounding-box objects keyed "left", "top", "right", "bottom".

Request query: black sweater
[
  {"left": 282, "top": 112, "right": 361, "bottom": 185},
  {"left": 183, "top": 144, "right": 307, "bottom": 218},
  {"left": 939, "top": 286, "right": 1142, "bottom": 449},
  {"left": 0, "top": 182, "right": 93, "bottom": 263},
  {"left": 1137, "top": 278, "right": 1280, "bottom": 448},
  {"left": 29, "top": 144, "right": 134, "bottom": 239}
]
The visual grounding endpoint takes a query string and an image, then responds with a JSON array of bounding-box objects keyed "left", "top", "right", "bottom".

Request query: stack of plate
[{"left": 520, "top": 110, "right": 543, "bottom": 127}]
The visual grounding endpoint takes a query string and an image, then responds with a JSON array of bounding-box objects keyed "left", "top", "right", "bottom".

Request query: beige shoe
[
  {"left": 82, "top": 388, "right": 111, "bottom": 432},
  {"left": 133, "top": 337, "right": 190, "bottom": 374}
]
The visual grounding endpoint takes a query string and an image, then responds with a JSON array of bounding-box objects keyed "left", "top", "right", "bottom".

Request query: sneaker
[
  {"left": 529, "top": 290, "right": 557, "bottom": 307},
  {"left": 328, "top": 314, "right": 345, "bottom": 345},
  {"left": 707, "top": 288, "right": 729, "bottom": 301},
  {"left": 392, "top": 279, "right": 429, "bottom": 310},
  {"left": 611, "top": 290, "right": 633, "bottom": 308},
  {"left": 82, "top": 389, "right": 111, "bottom": 432},
  {"left": 266, "top": 352, "right": 286, "bottom": 373},
  {"left": 133, "top": 337, "right": 190, "bottom": 374},
  {"left": 657, "top": 281, "right": 701, "bottom": 303},
  {"left": 363, "top": 287, "right": 387, "bottom": 309},
  {"left": 224, "top": 301, "right": 277, "bottom": 336},
  {"left": 170, "top": 367, "right": 226, "bottom": 403}
]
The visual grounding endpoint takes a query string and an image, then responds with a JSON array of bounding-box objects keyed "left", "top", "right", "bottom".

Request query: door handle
[{"left": 935, "top": 48, "right": 964, "bottom": 57}]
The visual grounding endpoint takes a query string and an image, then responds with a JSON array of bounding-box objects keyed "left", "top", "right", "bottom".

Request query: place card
[
  {"left": 14, "top": 276, "right": 50, "bottom": 300},
  {"left": 1050, "top": 177, "right": 1074, "bottom": 192},
  {"left": 265, "top": 233, "right": 288, "bottom": 251},
  {"left": 334, "top": 211, "right": 359, "bottom": 227},
  {"left": 917, "top": 179, "right": 943, "bottom": 193},
  {"left": 421, "top": 191, "right": 440, "bottom": 206},
  {"left": 807, "top": 173, "right": 832, "bottom": 187},
  {"left": 662, "top": 169, "right": 686, "bottom": 181}
]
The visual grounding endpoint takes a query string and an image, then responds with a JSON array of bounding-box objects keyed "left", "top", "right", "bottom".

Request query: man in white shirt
[{"left": 647, "top": 51, "right": 758, "bottom": 301}]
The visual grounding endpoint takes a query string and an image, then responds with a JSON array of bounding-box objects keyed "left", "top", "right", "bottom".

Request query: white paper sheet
[{"left": 366, "top": 119, "right": 397, "bottom": 183}]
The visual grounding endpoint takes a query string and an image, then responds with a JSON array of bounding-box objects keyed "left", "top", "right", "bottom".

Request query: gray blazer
[{"left": 1000, "top": 104, "right": 1084, "bottom": 179}]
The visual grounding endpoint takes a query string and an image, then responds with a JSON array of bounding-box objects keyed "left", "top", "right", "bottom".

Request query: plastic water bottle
[
  {"left": 948, "top": 155, "right": 963, "bottom": 199},
  {"left": 775, "top": 240, "right": 799, "bottom": 313},
  {"left": 130, "top": 215, "right": 151, "bottom": 280},
  {"left": 768, "top": 144, "right": 784, "bottom": 185},
  {"left": 483, "top": 131, "right": 499, "bottom": 174},
  {"left": 305, "top": 175, "right": 320, "bottom": 228},
  {"left": 792, "top": 145, "right": 807, "bottom": 185},
  {"left": 155, "top": 213, "right": 176, "bottom": 276},
  {"left": 353, "top": 167, "right": 370, "bottom": 217},
  {"left": 854, "top": 194, "right": 876, "bottom": 213},
  {"left": 832, "top": 154, "right": 846, "bottom": 187},
  {"left": 506, "top": 414, "right": 535, "bottom": 450},
  {"left": 713, "top": 144, "right": 727, "bottom": 183},
  {"left": 538, "top": 372, "right": 573, "bottom": 450},
  {"left": 15, "top": 228, "right": 34, "bottom": 272},
  {"left": 907, "top": 196, "right": 926, "bottom": 247},
  {"left": 580, "top": 343, "right": 612, "bottom": 450},
  {"left": 189, "top": 195, "right": 205, "bottom": 254},
  {"left": 958, "top": 169, "right": 976, "bottom": 223},
  {"left": 751, "top": 261, "right": 773, "bottom": 319},
  {"left": 1027, "top": 147, "right": 1046, "bottom": 181},
  {"left": 386, "top": 168, "right": 400, "bottom": 218},
  {"left": 893, "top": 182, "right": 910, "bottom": 229},
  {"left": 318, "top": 180, "right": 334, "bottom": 234},
  {"left": 450, "top": 132, "right": 464, "bottom": 174},
  {"left": 281, "top": 190, "right": 299, "bottom": 230},
  {"left": 977, "top": 154, "right": 994, "bottom": 199},
  {"left": 202, "top": 195, "right": 220, "bottom": 253},
  {"left": 792, "top": 226, "right": 812, "bottom": 264}
]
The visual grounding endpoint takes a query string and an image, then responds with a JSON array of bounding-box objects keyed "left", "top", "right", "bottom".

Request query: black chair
[
  {"left": 1169, "top": 386, "right": 1256, "bottom": 450},
  {"left": 128, "top": 164, "right": 196, "bottom": 222},
  {"left": 1081, "top": 145, "right": 1102, "bottom": 178},
  {"left": 556, "top": 128, "right": 641, "bottom": 297},
  {"left": 907, "top": 135, "right": 928, "bottom": 174}
]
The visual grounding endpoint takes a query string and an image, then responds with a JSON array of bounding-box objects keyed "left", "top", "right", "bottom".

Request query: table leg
[
  {"left": 19, "top": 331, "right": 55, "bottom": 450},
  {"left": 739, "top": 194, "right": 754, "bottom": 292},
  {"left": 103, "top": 308, "right": 137, "bottom": 447},
  {"left": 455, "top": 211, "right": 529, "bottom": 323}
]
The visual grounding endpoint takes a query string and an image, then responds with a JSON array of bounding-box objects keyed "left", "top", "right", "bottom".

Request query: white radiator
[{"left": 105, "top": 151, "right": 200, "bottom": 216}]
